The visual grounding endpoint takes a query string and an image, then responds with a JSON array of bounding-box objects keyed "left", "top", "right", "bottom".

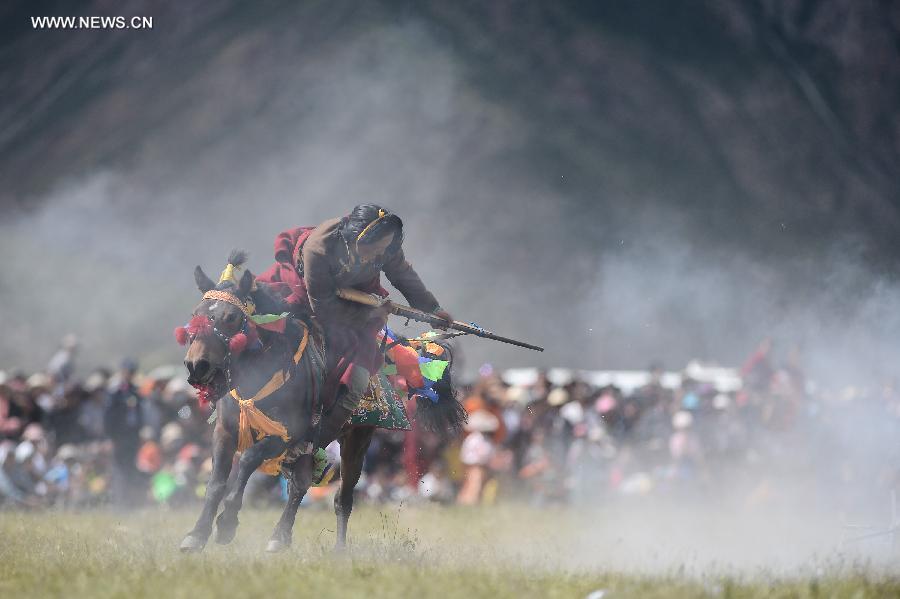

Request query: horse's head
[{"left": 177, "top": 251, "right": 259, "bottom": 402}]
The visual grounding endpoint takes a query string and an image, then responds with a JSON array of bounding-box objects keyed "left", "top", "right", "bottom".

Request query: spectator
[
  {"left": 104, "top": 358, "right": 144, "bottom": 505},
  {"left": 46, "top": 334, "right": 78, "bottom": 385},
  {"left": 457, "top": 410, "right": 499, "bottom": 505},
  {"left": 0, "top": 372, "right": 24, "bottom": 440},
  {"left": 78, "top": 370, "right": 110, "bottom": 441}
]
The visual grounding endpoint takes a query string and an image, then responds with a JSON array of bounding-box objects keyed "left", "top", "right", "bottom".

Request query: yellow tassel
[
  {"left": 259, "top": 453, "right": 287, "bottom": 476},
  {"left": 218, "top": 263, "right": 242, "bottom": 286},
  {"left": 235, "top": 396, "right": 290, "bottom": 454},
  {"left": 234, "top": 395, "right": 289, "bottom": 477}
]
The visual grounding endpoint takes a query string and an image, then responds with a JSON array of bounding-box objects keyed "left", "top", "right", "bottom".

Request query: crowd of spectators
[
  {"left": 3, "top": 336, "right": 899, "bottom": 512},
  {"left": 428, "top": 340, "right": 900, "bottom": 512},
  {"left": 0, "top": 337, "right": 209, "bottom": 509}
]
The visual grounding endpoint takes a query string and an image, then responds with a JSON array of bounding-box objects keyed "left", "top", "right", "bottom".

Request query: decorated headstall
[
  {"left": 174, "top": 292, "right": 260, "bottom": 355},
  {"left": 174, "top": 262, "right": 265, "bottom": 356}
]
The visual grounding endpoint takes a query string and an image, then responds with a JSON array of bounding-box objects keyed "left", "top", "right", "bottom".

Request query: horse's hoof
[
  {"left": 179, "top": 535, "right": 206, "bottom": 553},
  {"left": 266, "top": 539, "right": 290, "bottom": 553},
  {"left": 214, "top": 513, "right": 238, "bottom": 545},
  {"left": 214, "top": 525, "right": 237, "bottom": 545}
]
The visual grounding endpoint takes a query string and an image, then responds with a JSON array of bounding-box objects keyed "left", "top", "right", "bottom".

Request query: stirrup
[{"left": 312, "top": 447, "right": 335, "bottom": 486}]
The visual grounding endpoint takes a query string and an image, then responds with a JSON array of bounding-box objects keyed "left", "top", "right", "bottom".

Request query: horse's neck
[{"left": 229, "top": 339, "right": 290, "bottom": 394}]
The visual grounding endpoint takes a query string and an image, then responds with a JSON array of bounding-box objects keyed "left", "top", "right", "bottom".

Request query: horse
[{"left": 178, "top": 250, "right": 465, "bottom": 553}]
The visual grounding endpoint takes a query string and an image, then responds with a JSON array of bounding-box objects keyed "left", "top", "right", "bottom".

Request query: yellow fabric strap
[
  {"left": 202, "top": 289, "right": 255, "bottom": 316},
  {"left": 356, "top": 208, "right": 387, "bottom": 243},
  {"left": 230, "top": 326, "right": 309, "bottom": 474}
]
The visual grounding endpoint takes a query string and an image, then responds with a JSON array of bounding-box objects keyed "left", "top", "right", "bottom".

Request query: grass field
[{"left": 1, "top": 504, "right": 900, "bottom": 598}]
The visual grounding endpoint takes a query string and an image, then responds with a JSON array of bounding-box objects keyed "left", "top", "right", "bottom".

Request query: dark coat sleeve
[
  {"left": 302, "top": 239, "right": 371, "bottom": 328},
  {"left": 382, "top": 248, "right": 441, "bottom": 313}
]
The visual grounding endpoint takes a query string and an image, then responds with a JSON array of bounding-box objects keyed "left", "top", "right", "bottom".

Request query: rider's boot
[{"left": 311, "top": 366, "right": 370, "bottom": 485}]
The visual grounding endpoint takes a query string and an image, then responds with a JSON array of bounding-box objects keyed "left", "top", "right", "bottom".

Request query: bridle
[
  {"left": 178, "top": 288, "right": 259, "bottom": 400},
  {"left": 184, "top": 291, "right": 253, "bottom": 343}
]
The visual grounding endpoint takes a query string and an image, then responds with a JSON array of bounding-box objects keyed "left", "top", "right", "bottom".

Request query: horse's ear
[
  {"left": 238, "top": 269, "right": 254, "bottom": 296},
  {"left": 194, "top": 266, "right": 216, "bottom": 293}
]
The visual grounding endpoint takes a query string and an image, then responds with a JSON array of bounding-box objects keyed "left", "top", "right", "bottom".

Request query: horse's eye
[{"left": 224, "top": 313, "right": 236, "bottom": 323}]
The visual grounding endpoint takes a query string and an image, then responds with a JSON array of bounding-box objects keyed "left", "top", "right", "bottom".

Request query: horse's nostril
[{"left": 194, "top": 359, "right": 210, "bottom": 379}]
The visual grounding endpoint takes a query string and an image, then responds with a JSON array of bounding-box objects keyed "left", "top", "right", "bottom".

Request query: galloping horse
[{"left": 178, "top": 251, "right": 463, "bottom": 553}]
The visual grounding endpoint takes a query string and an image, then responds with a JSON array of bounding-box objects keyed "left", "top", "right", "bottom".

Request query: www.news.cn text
[{"left": 31, "top": 16, "right": 153, "bottom": 30}]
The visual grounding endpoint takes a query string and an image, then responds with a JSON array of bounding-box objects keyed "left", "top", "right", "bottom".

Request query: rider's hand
[{"left": 433, "top": 309, "right": 453, "bottom": 329}]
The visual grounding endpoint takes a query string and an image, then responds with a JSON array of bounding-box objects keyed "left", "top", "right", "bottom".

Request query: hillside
[{"left": 1, "top": 0, "right": 898, "bottom": 378}]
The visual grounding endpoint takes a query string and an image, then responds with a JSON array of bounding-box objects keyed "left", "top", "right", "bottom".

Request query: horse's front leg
[
  {"left": 334, "top": 426, "right": 375, "bottom": 551},
  {"left": 180, "top": 422, "right": 236, "bottom": 553},
  {"left": 214, "top": 435, "right": 287, "bottom": 545},
  {"left": 266, "top": 453, "right": 313, "bottom": 553}
]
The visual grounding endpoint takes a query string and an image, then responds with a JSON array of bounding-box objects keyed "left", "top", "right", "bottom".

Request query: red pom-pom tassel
[
  {"left": 229, "top": 332, "right": 248, "bottom": 355},
  {"left": 174, "top": 326, "right": 189, "bottom": 345},
  {"left": 194, "top": 384, "right": 213, "bottom": 409},
  {"left": 187, "top": 315, "right": 213, "bottom": 338}
]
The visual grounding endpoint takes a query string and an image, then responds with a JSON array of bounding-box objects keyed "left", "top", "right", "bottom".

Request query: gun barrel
[
  {"left": 457, "top": 327, "right": 545, "bottom": 352},
  {"left": 336, "top": 289, "right": 545, "bottom": 352}
]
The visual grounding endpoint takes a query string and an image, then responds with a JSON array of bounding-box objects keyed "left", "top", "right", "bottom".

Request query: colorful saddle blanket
[{"left": 349, "top": 372, "right": 411, "bottom": 431}]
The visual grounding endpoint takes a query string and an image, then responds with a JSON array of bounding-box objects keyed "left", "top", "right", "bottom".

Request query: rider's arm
[{"left": 382, "top": 248, "right": 441, "bottom": 314}]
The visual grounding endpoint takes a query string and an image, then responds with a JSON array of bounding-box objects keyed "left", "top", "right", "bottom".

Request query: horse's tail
[{"left": 414, "top": 343, "right": 467, "bottom": 436}]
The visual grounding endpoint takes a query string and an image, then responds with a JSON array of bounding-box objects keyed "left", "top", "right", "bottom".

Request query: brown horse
[{"left": 179, "top": 251, "right": 464, "bottom": 553}]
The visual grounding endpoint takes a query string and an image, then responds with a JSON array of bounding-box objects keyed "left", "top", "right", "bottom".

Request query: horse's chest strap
[{"left": 230, "top": 327, "right": 309, "bottom": 456}]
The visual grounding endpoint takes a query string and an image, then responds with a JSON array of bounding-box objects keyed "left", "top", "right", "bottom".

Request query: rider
[{"left": 260, "top": 204, "right": 452, "bottom": 460}]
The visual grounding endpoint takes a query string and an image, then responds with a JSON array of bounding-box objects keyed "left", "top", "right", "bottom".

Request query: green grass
[{"left": 1, "top": 505, "right": 899, "bottom": 598}]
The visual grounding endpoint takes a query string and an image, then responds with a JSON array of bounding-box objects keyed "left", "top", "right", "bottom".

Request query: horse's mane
[
  {"left": 248, "top": 277, "right": 314, "bottom": 348},
  {"left": 250, "top": 281, "right": 286, "bottom": 315}
]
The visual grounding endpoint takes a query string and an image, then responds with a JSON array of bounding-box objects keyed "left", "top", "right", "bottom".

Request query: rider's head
[{"left": 342, "top": 204, "right": 404, "bottom": 262}]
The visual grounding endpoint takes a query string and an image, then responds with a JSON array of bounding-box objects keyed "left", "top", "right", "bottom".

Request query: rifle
[{"left": 336, "top": 288, "right": 544, "bottom": 352}]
